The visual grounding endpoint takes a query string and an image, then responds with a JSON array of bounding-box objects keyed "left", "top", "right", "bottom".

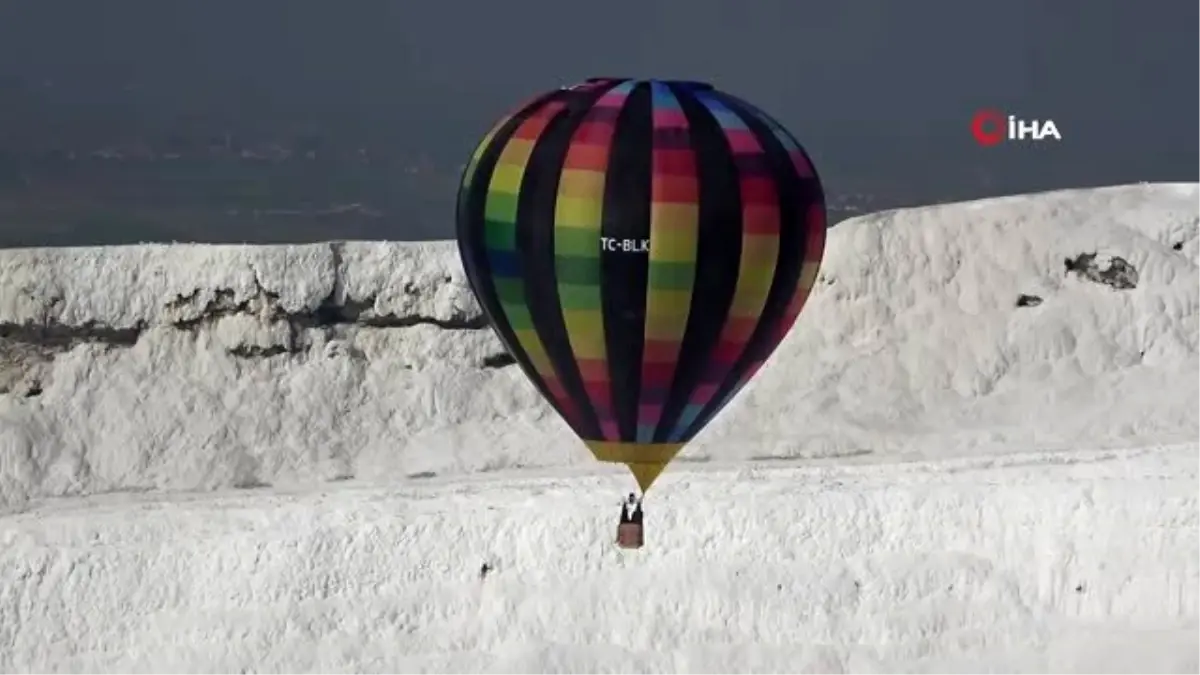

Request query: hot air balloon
[{"left": 455, "top": 78, "right": 826, "bottom": 544}]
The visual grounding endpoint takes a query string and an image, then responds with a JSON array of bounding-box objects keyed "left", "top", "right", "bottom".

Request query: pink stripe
[
  {"left": 725, "top": 129, "right": 762, "bottom": 153},
  {"left": 597, "top": 92, "right": 628, "bottom": 106},
  {"left": 639, "top": 403, "right": 664, "bottom": 421},
  {"left": 599, "top": 420, "right": 619, "bottom": 440},
  {"left": 545, "top": 380, "right": 578, "bottom": 422},
  {"left": 789, "top": 150, "right": 813, "bottom": 178},
  {"left": 653, "top": 109, "right": 689, "bottom": 127},
  {"left": 805, "top": 204, "right": 827, "bottom": 252},
  {"left": 773, "top": 290, "right": 812, "bottom": 341},
  {"left": 689, "top": 382, "right": 720, "bottom": 403}
]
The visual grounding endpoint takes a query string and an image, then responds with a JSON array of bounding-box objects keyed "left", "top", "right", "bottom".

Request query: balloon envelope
[{"left": 456, "top": 78, "right": 826, "bottom": 492}]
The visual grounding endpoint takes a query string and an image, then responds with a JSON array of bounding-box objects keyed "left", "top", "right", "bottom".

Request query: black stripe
[
  {"left": 512, "top": 85, "right": 613, "bottom": 442},
  {"left": 679, "top": 93, "right": 826, "bottom": 440},
  {"left": 600, "top": 82, "right": 653, "bottom": 441},
  {"left": 652, "top": 82, "right": 744, "bottom": 443},
  {"left": 456, "top": 93, "right": 568, "bottom": 420}
]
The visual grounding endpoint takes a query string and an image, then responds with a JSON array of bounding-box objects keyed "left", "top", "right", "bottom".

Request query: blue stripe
[
  {"left": 650, "top": 81, "right": 681, "bottom": 108},
  {"left": 486, "top": 249, "right": 521, "bottom": 278},
  {"left": 696, "top": 93, "right": 749, "bottom": 129},
  {"left": 667, "top": 404, "right": 705, "bottom": 442},
  {"left": 636, "top": 424, "right": 656, "bottom": 443}
]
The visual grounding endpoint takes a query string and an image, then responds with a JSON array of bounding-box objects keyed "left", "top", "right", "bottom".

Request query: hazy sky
[{"left": 0, "top": 1, "right": 1196, "bottom": 210}]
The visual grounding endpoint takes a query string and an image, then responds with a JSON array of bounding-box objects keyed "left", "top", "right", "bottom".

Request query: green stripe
[
  {"left": 484, "top": 192, "right": 520, "bottom": 222},
  {"left": 501, "top": 302, "right": 534, "bottom": 330},
  {"left": 493, "top": 278, "right": 525, "bottom": 304},
  {"left": 554, "top": 226, "right": 600, "bottom": 258},
  {"left": 557, "top": 282, "right": 603, "bottom": 310},
  {"left": 647, "top": 261, "right": 696, "bottom": 291},
  {"left": 554, "top": 256, "right": 602, "bottom": 285},
  {"left": 484, "top": 218, "right": 517, "bottom": 250}
]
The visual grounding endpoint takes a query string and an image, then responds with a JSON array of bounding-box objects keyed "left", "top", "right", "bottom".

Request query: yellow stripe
[
  {"left": 727, "top": 234, "right": 780, "bottom": 318},
  {"left": 499, "top": 138, "right": 535, "bottom": 165},
  {"left": 650, "top": 203, "right": 699, "bottom": 229},
  {"left": 489, "top": 164, "right": 525, "bottom": 194},
  {"left": 562, "top": 310, "right": 606, "bottom": 358},
  {"left": 585, "top": 441, "right": 684, "bottom": 463},
  {"left": 555, "top": 145, "right": 611, "bottom": 394},
  {"left": 643, "top": 290, "right": 692, "bottom": 340},
  {"left": 513, "top": 329, "right": 553, "bottom": 373},
  {"left": 558, "top": 169, "right": 607, "bottom": 199},
  {"left": 642, "top": 168, "right": 698, "bottom": 374},
  {"left": 649, "top": 225, "right": 698, "bottom": 262},
  {"left": 555, "top": 196, "right": 604, "bottom": 229},
  {"left": 798, "top": 260, "right": 821, "bottom": 291},
  {"left": 462, "top": 114, "right": 513, "bottom": 186},
  {"left": 484, "top": 130, "right": 556, "bottom": 388}
]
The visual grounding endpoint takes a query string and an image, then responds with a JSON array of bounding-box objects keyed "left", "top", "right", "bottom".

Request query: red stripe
[
  {"left": 576, "top": 358, "right": 609, "bottom": 382},
  {"left": 572, "top": 120, "right": 615, "bottom": 145},
  {"left": 652, "top": 149, "right": 697, "bottom": 176},
  {"left": 642, "top": 339, "right": 681, "bottom": 362},
  {"left": 563, "top": 144, "right": 609, "bottom": 171},
  {"left": 652, "top": 175, "right": 700, "bottom": 203},
  {"left": 652, "top": 176, "right": 699, "bottom": 204},
  {"left": 742, "top": 204, "right": 781, "bottom": 235},
  {"left": 710, "top": 339, "right": 745, "bottom": 364},
  {"left": 742, "top": 361, "right": 765, "bottom": 383},
  {"left": 739, "top": 176, "right": 777, "bottom": 204},
  {"left": 641, "top": 362, "right": 677, "bottom": 386},
  {"left": 773, "top": 292, "right": 811, "bottom": 341},
  {"left": 722, "top": 316, "right": 759, "bottom": 342},
  {"left": 513, "top": 102, "right": 566, "bottom": 139},
  {"left": 583, "top": 380, "right": 611, "bottom": 401},
  {"left": 545, "top": 378, "right": 570, "bottom": 401}
]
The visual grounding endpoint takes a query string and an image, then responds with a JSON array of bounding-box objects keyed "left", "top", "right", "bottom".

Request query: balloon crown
[{"left": 582, "top": 77, "right": 715, "bottom": 91}]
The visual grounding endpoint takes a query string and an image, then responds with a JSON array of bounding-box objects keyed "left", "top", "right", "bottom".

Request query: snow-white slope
[
  {"left": 1, "top": 445, "right": 1195, "bottom": 673},
  {"left": 0, "top": 183, "right": 1196, "bottom": 673},
  {"left": 0, "top": 183, "right": 1195, "bottom": 511}
]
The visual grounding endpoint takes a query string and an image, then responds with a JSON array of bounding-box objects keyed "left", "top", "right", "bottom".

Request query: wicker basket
[{"left": 616, "top": 522, "right": 645, "bottom": 549}]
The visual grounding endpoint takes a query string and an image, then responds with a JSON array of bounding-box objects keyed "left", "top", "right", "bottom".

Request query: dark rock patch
[
  {"left": 1064, "top": 252, "right": 1138, "bottom": 290},
  {"left": 481, "top": 352, "right": 516, "bottom": 369}
]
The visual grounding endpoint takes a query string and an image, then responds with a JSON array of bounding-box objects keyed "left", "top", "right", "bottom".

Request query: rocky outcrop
[
  {"left": 0, "top": 241, "right": 512, "bottom": 397},
  {"left": 1064, "top": 252, "right": 1139, "bottom": 290}
]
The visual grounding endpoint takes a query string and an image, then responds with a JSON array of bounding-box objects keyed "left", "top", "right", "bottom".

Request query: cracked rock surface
[{"left": 0, "top": 240, "right": 552, "bottom": 512}]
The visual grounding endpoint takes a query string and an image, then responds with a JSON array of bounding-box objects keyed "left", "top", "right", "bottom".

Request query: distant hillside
[{"left": 0, "top": 183, "right": 1194, "bottom": 510}]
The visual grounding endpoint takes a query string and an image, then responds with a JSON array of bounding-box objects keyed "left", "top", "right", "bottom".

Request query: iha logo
[{"left": 971, "top": 109, "right": 1062, "bottom": 147}]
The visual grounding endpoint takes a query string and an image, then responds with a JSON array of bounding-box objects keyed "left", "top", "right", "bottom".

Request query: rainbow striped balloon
[{"left": 456, "top": 78, "right": 826, "bottom": 493}]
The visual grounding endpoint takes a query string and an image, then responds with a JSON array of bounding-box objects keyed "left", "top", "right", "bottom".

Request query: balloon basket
[{"left": 615, "top": 522, "right": 645, "bottom": 550}]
